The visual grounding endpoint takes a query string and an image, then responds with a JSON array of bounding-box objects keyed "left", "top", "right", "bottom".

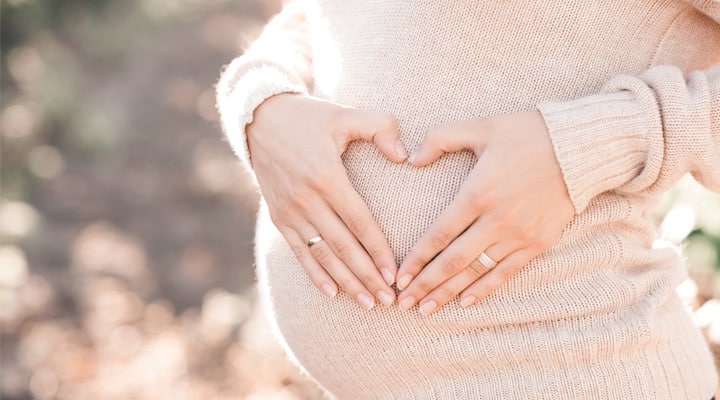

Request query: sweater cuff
[
  {"left": 537, "top": 89, "right": 663, "bottom": 214},
  {"left": 217, "top": 65, "right": 308, "bottom": 180}
]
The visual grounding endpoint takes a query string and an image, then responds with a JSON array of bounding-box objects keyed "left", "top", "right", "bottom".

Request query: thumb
[
  {"left": 409, "top": 121, "right": 482, "bottom": 167},
  {"left": 342, "top": 110, "right": 408, "bottom": 163}
]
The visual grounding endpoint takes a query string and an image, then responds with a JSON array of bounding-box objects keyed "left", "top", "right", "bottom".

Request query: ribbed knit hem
[
  {"left": 217, "top": 64, "right": 308, "bottom": 184},
  {"left": 537, "top": 85, "right": 664, "bottom": 213}
]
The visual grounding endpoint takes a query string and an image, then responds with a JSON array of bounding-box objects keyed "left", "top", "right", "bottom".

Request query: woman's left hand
[{"left": 396, "top": 111, "right": 575, "bottom": 315}]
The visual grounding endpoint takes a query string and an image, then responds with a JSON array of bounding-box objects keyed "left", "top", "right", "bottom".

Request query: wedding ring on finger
[
  {"left": 307, "top": 235, "right": 324, "bottom": 248},
  {"left": 477, "top": 251, "right": 498, "bottom": 269}
]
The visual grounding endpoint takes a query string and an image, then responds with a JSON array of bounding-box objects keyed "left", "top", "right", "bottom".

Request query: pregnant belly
[
  {"left": 254, "top": 143, "right": 481, "bottom": 396},
  {"left": 252, "top": 138, "right": 700, "bottom": 399},
  {"left": 342, "top": 141, "right": 476, "bottom": 258},
  {"left": 255, "top": 199, "right": 688, "bottom": 400}
]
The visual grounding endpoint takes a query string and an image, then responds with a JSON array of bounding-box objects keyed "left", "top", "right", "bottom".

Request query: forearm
[
  {"left": 216, "top": 0, "right": 313, "bottom": 178},
  {"left": 538, "top": 63, "right": 720, "bottom": 213}
]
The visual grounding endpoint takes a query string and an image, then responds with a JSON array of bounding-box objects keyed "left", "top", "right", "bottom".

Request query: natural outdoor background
[{"left": 1, "top": 1, "right": 719, "bottom": 399}]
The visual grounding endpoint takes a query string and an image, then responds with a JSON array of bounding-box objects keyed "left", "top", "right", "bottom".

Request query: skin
[
  {"left": 396, "top": 111, "right": 575, "bottom": 315},
  {"left": 247, "top": 93, "right": 408, "bottom": 310}
]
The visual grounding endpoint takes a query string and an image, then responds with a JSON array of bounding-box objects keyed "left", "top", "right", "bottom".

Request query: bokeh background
[{"left": 1, "top": 1, "right": 719, "bottom": 399}]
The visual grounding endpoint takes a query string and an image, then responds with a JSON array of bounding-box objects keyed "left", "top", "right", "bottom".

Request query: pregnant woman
[{"left": 216, "top": 1, "right": 720, "bottom": 398}]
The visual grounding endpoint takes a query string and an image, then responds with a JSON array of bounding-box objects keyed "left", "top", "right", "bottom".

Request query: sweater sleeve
[
  {"left": 216, "top": 0, "right": 312, "bottom": 177},
  {"left": 536, "top": 64, "right": 720, "bottom": 214}
]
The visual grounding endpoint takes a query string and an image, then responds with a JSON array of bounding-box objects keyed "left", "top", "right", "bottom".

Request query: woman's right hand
[{"left": 247, "top": 93, "right": 407, "bottom": 309}]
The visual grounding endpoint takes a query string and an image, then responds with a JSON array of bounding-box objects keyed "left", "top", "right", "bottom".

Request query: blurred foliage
[
  {"left": 1, "top": 0, "right": 246, "bottom": 200},
  {"left": 2, "top": 0, "right": 326, "bottom": 399},
  {"left": 660, "top": 176, "right": 720, "bottom": 299},
  {"left": 2, "top": 0, "right": 131, "bottom": 201}
]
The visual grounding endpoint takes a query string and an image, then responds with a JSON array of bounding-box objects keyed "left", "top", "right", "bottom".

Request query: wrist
[{"left": 249, "top": 92, "right": 304, "bottom": 136}]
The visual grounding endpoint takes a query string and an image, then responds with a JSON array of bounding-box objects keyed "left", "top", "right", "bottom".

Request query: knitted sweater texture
[{"left": 217, "top": 1, "right": 720, "bottom": 399}]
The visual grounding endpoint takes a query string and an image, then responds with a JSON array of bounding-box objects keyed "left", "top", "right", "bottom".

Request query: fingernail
[
  {"left": 377, "top": 291, "right": 394, "bottom": 306},
  {"left": 381, "top": 268, "right": 395, "bottom": 286},
  {"left": 408, "top": 150, "right": 418, "bottom": 164},
  {"left": 322, "top": 283, "right": 337, "bottom": 298},
  {"left": 420, "top": 300, "right": 437, "bottom": 315},
  {"left": 460, "top": 295, "right": 476, "bottom": 308},
  {"left": 357, "top": 293, "right": 375, "bottom": 310},
  {"left": 399, "top": 296, "right": 416, "bottom": 311},
  {"left": 397, "top": 274, "right": 413, "bottom": 290},
  {"left": 395, "top": 140, "right": 408, "bottom": 160}
]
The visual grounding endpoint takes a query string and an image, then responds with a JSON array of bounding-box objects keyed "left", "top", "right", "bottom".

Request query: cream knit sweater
[{"left": 217, "top": 1, "right": 720, "bottom": 399}]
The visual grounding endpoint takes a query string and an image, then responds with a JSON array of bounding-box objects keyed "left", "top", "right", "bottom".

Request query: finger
[
  {"left": 342, "top": 109, "right": 407, "bottom": 162},
  {"left": 459, "top": 248, "right": 537, "bottom": 307},
  {"left": 397, "top": 168, "right": 487, "bottom": 290},
  {"left": 309, "top": 239, "right": 378, "bottom": 310},
  {"left": 416, "top": 258, "right": 495, "bottom": 315},
  {"left": 290, "top": 219, "right": 379, "bottom": 310},
  {"left": 472, "top": 242, "right": 507, "bottom": 272},
  {"left": 306, "top": 233, "right": 379, "bottom": 310},
  {"left": 279, "top": 226, "right": 338, "bottom": 299},
  {"left": 324, "top": 174, "right": 398, "bottom": 286},
  {"left": 398, "top": 221, "right": 496, "bottom": 310},
  {"left": 409, "top": 120, "right": 483, "bottom": 167},
  {"left": 399, "top": 234, "right": 517, "bottom": 315},
  {"left": 306, "top": 201, "right": 396, "bottom": 307}
]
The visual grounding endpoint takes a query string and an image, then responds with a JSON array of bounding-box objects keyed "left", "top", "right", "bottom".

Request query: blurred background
[{"left": 0, "top": 1, "right": 719, "bottom": 399}]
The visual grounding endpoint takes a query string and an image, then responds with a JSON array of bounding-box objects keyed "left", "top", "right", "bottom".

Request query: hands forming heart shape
[{"left": 248, "top": 93, "right": 575, "bottom": 315}]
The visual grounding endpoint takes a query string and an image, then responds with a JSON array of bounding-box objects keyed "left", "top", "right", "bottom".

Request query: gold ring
[
  {"left": 477, "top": 252, "right": 497, "bottom": 269},
  {"left": 307, "top": 235, "right": 324, "bottom": 248}
]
